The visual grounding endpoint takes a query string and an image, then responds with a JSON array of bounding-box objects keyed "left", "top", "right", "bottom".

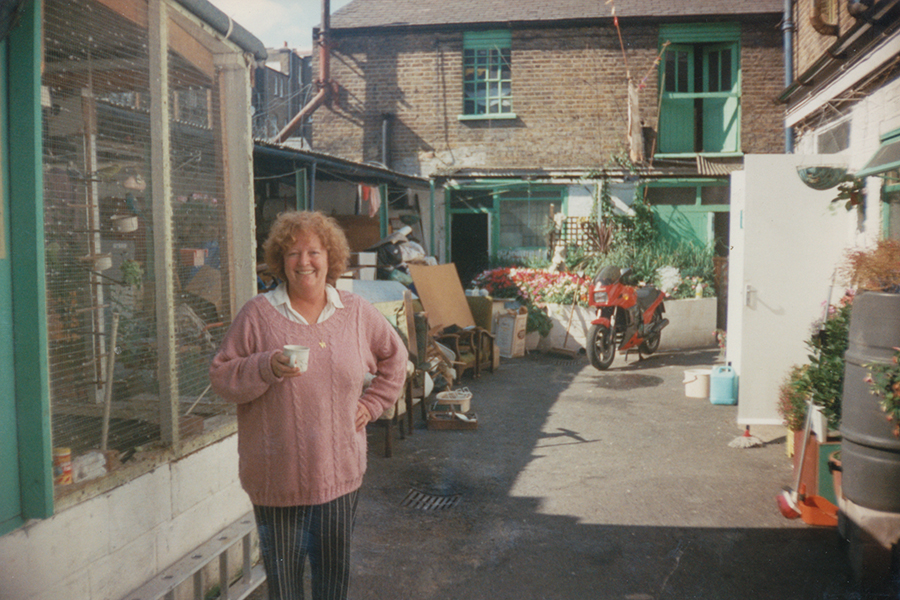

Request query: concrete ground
[{"left": 248, "top": 348, "right": 898, "bottom": 600}]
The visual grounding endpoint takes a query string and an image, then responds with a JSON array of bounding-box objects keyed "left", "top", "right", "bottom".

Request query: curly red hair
[{"left": 262, "top": 211, "right": 350, "bottom": 286}]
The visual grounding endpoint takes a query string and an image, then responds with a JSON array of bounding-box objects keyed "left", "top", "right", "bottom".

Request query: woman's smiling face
[{"left": 284, "top": 230, "right": 329, "bottom": 299}]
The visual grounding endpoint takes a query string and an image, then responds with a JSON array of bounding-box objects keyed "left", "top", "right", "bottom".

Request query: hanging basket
[{"left": 796, "top": 166, "right": 848, "bottom": 191}]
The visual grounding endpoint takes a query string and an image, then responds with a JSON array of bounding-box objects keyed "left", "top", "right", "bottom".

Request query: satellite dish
[{"left": 796, "top": 166, "right": 848, "bottom": 190}]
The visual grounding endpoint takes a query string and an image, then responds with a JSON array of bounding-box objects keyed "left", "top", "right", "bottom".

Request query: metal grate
[{"left": 401, "top": 489, "right": 461, "bottom": 510}]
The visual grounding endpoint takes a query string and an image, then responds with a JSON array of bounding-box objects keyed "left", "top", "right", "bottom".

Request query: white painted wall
[
  {"left": 0, "top": 436, "right": 250, "bottom": 600},
  {"left": 566, "top": 184, "right": 595, "bottom": 217},
  {"left": 728, "top": 155, "right": 857, "bottom": 424}
]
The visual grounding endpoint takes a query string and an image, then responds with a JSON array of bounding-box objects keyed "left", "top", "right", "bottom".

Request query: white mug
[{"left": 282, "top": 345, "right": 310, "bottom": 372}]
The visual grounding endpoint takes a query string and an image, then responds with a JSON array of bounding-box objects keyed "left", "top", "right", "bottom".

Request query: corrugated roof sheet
[{"left": 330, "top": 0, "right": 783, "bottom": 29}]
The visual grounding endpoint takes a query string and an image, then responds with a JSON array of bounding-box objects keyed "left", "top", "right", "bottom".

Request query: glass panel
[
  {"left": 664, "top": 53, "right": 676, "bottom": 92},
  {"left": 463, "top": 39, "right": 512, "bottom": 115},
  {"left": 499, "top": 200, "right": 562, "bottom": 248},
  {"left": 708, "top": 51, "right": 720, "bottom": 92},
  {"left": 859, "top": 137, "right": 900, "bottom": 176},
  {"left": 646, "top": 186, "right": 697, "bottom": 205},
  {"left": 677, "top": 51, "right": 689, "bottom": 93},
  {"left": 887, "top": 190, "right": 900, "bottom": 240},
  {"left": 450, "top": 190, "right": 493, "bottom": 209},
  {"left": 721, "top": 48, "right": 732, "bottom": 91},
  {"left": 818, "top": 120, "right": 851, "bottom": 154},
  {"left": 700, "top": 185, "right": 729, "bottom": 205}
]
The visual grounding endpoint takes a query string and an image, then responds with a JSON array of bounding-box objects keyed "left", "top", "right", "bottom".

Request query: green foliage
[
  {"left": 778, "top": 365, "right": 810, "bottom": 432},
  {"left": 794, "top": 299, "right": 853, "bottom": 430},
  {"left": 574, "top": 237, "right": 715, "bottom": 297},
  {"left": 121, "top": 260, "right": 144, "bottom": 286},
  {"left": 831, "top": 175, "right": 865, "bottom": 211},
  {"left": 527, "top": 306, "right": 554, "bottom": 337}
]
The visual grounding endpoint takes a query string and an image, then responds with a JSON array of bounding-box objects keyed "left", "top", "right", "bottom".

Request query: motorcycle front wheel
[{"left": 587, "top": 324, "right": 616, "bottom": 370}]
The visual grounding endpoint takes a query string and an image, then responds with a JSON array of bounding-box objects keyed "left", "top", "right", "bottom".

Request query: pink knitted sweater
[{"left": 209, "top": 291, "right": 407, "bottom": 507}]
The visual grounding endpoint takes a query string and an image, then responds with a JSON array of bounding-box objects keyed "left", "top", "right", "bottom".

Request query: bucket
[
  {"left": 434, "top": 388, "right": 473, "bottom": 413},
  {"left": 709, "top": 365, "right": 737, "bottom": 405},
  {"left": 683, "top": 369, "right": 711, "bottom": 399}
]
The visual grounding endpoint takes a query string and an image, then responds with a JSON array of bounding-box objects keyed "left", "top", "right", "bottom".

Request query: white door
[{"left": 728, "top": 155, "right": 857, "bottom": 424}]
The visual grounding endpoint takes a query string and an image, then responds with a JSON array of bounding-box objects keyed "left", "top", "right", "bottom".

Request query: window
[
  {"left": 658, "top": 24, "right": 740, "bottom": 155},
  {"left": 818, "top": 119, "right": 851, "bottom": 154},
  {"left": 881, "top": 170, "right": 900, "bottom": 240},
  {"left": 461, "top": 31, "right": 514, "bottom": 119},
  {"left": 497, "top": 190, "right": 562, "bottom": 249}
]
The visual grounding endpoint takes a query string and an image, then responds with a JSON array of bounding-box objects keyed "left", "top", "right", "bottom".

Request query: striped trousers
[{"left": 253, "top": 491, "right": 359, "bottom": 600}]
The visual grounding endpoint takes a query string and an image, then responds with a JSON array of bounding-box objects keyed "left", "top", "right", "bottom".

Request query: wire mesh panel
[
  {"left": 43, "top": 0, "right": 159, "bottom": 470},
  {"left": 167, "top": 28, "right": 233, "bottom": 414},
  {"left": 42, "top": 0, "right": 238, "bottom": 493}
]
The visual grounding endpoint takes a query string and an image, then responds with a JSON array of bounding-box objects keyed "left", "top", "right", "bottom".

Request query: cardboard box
[
  {"left": 350, "top": 252, "right": 377, "bottom": 267},
  {"left": 179, "top": 248, "right": 206, "bottom": 267},
  {"left": 495, "top": 307, "right": 527, "bottom": 358}
]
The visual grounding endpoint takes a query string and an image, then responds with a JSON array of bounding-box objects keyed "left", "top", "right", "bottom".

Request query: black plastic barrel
[{"left": 840, "top": 292, "right": 900, "bottom": 512}]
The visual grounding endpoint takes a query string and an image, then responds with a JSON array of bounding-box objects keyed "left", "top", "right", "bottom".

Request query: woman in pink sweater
[{"left": 210, "top": 211, "right": 407, "bottom": 600}]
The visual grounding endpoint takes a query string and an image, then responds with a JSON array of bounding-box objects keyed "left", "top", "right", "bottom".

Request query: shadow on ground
[{"left": 250, "top": 349, "right": 897, "bottom": 600}]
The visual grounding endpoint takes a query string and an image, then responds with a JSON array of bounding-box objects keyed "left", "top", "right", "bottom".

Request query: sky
[{"left": 207, "top": 0, "right": 354, "bottom": 53}]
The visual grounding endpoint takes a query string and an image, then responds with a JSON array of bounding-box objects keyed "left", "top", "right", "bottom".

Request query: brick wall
[
  {"left": 793, "top": 0, "right": 857, "bottom": 75},
  {"left": 315, "top": 20, "right": 784, "bottom": 177}
]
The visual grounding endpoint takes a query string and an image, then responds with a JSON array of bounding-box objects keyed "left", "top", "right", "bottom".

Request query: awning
[{"left": 856, "top": 129, "right": 900, "bottom": 178}]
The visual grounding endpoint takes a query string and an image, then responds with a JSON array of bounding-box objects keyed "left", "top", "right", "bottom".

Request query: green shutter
[
  {"left": 657, "top": 26, "right": 741, "bottom": 156},
  {"left": 702, "top": 44, "right": 739, "bottom": 153},
  {"left": 0, "top": 37, "right": 22, "bottom": 535},
  {"left": 659, "top": 45, "right": 695, "bottom": 153}
]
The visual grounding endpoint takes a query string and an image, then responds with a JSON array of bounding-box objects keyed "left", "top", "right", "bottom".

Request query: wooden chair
[
  {"left": 408, "top": 264, "right": 495, "bottom": 383},
  {"left": 370, "top": 293, "right": 427, "bottom": 457}
]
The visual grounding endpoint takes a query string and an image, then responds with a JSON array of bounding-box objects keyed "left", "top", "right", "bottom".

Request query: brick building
[
  {"left": 308, "top": 0, "right": 786, "bottom": 282},
  {"left": 253, "top": 46, "right": 313, "bottom": 144},
  {"left": 782, "top": 0, "right": 900, "bottom": 241}
]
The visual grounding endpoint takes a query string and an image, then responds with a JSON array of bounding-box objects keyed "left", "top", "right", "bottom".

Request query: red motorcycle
[{"left": 586, "top": 266, "right": 668, "bottom": 370}]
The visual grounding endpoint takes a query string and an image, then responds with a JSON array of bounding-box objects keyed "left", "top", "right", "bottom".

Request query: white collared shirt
[{"left": 264, "top": 282, "right": 344, "bottom": 324}]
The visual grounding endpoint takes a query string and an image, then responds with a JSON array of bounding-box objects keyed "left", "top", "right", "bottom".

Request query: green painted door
[
  {"left": 0, "top": 41, "right": 22, "bottom": 531},
  {"left": 659, "top": 45, "right": 695, "bottom": 154},
  {"left": 702, "top": 44, "right": 739, "bottom": 153}
]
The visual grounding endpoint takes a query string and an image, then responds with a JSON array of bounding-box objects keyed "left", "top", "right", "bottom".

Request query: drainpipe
[
  {"left": 309, "top": 162, "right": 317, "bottom": 211},
  {"left": 273, "top": 0, "right": 334, "bottom": 143},
  {"left": 176, "top": 0, "right": 267, "bottom": 60},
  {"left": 783, "top": 0, "right": 795, "bottom": 153},
  {"left": 381, "top": 113, "right": 393, "bottom": 169},
  {"left": 429, "top": 179, "right": 436, "bottom": 256}
]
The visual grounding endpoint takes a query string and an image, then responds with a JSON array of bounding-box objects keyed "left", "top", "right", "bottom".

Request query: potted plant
[
  {"left": 837, "top": 239, "right": 900, "bottom": 512},
  {"left": 864, "top": 346, "right": 900, "bottom": 438}
]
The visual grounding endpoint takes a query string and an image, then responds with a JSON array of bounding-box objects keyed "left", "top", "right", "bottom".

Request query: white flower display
[{"left": 656, "top": 265, "right": 682, "bottom": 294}]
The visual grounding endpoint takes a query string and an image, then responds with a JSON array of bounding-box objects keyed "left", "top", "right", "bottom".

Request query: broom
[
  {"left": 729, "top": 425, "right": 763, "bottom": 448},
  {"left": 548, "top": 302, "right": 579, "bottom": 359},
  {"left": 775, "top": 399, "right": 815, "bottom": 519}
]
